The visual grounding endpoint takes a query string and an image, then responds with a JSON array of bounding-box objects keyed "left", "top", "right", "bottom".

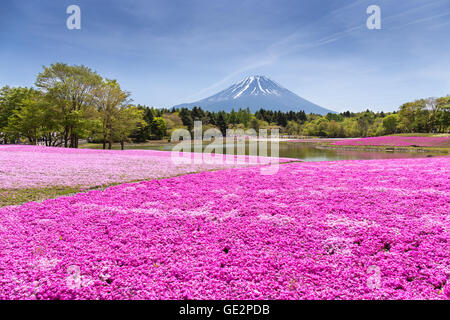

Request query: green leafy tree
[
  {"left": 382, "top": 114, "right": 398, "bottom": 134},
  {"left": 326, "top": 113, "right": 344, "bottom": 122},
  {"left": 130, "top": 105, "right": 155, "bottom": 142},
  {"left": 179, "top": 108, "right": 194, "bottom": 131},
  {"left": 342, "top": 118, "right": 360, "bottom": 137},
  {"left": 356, "top": 112, "right": 374, "bottom": 137},
  {"left": 6, "top": 94, "right": 44, "bottom": 144},
  {"left": 435, "top": 97, "right": 450, "bottom": 132},
  {"left": 217, "top": 112, "right": 228, "bottom": 136},
  {"left": 285, "top": 120, "right": 301, "bottom": 136},
  {"left": 162, "top": 112, "right": 184, "bottom": 136},
  {"left": 150, "top": 117, "right": 167, "bottom": 140},
  {"left": 35, "top": 63, "right": 102, "bottom": 148},
  {"left": 398, "top": 100, "right": 428, "bottom": 133},
  {"left": 326, "top": 120, "right": 343, "bottom": 137},
  {"left": 112, "top": 106, "right": 146, "bottom": 150},
  {"left": 249, "top": 117, "right": 268, "bottom": 132},
  {"left": 92, "top": 79, "right": 130, "bottom": 149},
  {"left": 0, "top": 86, "right": 36, "bottom": 143}
]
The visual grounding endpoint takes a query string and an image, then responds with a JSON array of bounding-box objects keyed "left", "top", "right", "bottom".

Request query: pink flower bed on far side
[
  {"left": 331, "top": 136, "right": 450, "bottom": 148},
  {"left": 0, "top": 157, "right": 448, "bottom": 300},
  {"left": 0, "top": 145, "right": 291, "bottom": 190}
]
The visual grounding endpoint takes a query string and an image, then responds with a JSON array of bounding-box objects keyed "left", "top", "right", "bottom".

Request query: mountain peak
[
  {"left": 242, "top": 75, "right": 269, "bottom": 81},
  {"left": 174, "top": 76, "right": 336, "bottom": 114},
  {"left": 228, "top": 75, "right": 282, "bottom": 100}
]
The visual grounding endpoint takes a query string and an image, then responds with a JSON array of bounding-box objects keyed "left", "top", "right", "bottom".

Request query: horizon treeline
[
  {"left": 1, "top": 63, "right": 449, "bottom": 148},
  {"left": 131, "top": 98, "right": 449, "bottom": 141}
]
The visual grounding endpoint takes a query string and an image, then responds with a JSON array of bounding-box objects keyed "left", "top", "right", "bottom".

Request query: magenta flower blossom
[
  {"left": 0, "top": 145, "right": 289, "bottom": 190},
  {"left": 0, "top": 156, "right": 448, "bottom": 300},
  {"left": 331, "top": 136, "right": 450, "bottom": 148}
]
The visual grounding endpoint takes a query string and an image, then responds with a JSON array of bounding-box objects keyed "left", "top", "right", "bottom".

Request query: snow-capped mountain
[{"left": 174, "top": 75, "right": 335, "bottom": 114}]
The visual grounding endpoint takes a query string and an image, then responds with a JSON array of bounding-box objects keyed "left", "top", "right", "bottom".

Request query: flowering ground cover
[
  {"left": 0, "top": 156, "right": 448, "bottom": 300},
  {"left": 331, "top": 136, "right": 450, "bottom": 148},
  {"left": 0, "top": 145, "right": 287, "bottom": 190},
  {"left": 0, "top": 145, "right": 290, "bottom": 206}
]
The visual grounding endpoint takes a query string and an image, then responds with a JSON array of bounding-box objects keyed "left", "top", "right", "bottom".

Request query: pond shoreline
[{"left": 315, "top": 144, "right": 449, "bottom": 154}]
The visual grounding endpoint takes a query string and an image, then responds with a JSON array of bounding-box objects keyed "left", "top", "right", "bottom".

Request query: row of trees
[
  {"left": 128, "top": 98, "right": 449, "bottom": 140},
  {"left": 0, "top": 63, "right": 147, "bottom": 149},
  {"left": 297, "top": 97, "right": 450, "bottom": 138},
  {"left": 1, "top": 63, "right": 449, "bottom": 146}
]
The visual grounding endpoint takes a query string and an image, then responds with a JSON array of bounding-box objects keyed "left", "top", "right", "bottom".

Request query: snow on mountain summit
[
  {"left": 175, "top": 75, "right": 335, "bottom": 114},
  {"left": 226, "top": 75, "right": 282, "bottom": 99}
]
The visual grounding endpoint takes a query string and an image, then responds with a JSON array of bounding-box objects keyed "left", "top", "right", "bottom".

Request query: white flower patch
[
  {"left": 140, "top": 201, "right": 163, "bottom": 208},
  {"left": 223, "top": 193, "right": 239, "bottom": 200},
  {"left": 66, "top": 265, "right": 93, "bottom": 290},
  {"left": 130, "top": 207, "right": 167, "bottom": 218},
  {"left": 36, "top": 218, "right": 55, "bottom": 229},
  {"left": 73, "top": 202, "right": 129, "bottom": 214},
  {"left": 257, "top": 189, "right": 277, "bottom": 195},
  {"left": 214, "top": 209, "right": 240, "bottom": 223},
  {"left": 419, "top": 214, "right": 448, "bottom": 231},
  {"left": 321, "top": 186, "right": 349, "bottom": 192},
  {"left": 35, "top": 257, "right": 60, "bottom": 271},
  {"left": 184, "top": 206, "right": 212, "bottom": 217},
  {"left": 212, "top": 189, "right": 228, "bottom": 195},
  {"left": 326, "top": 214, "right": 379, "bottom": 230},
  {"left": 122, "top": 186, "right": 137, "bottom": 192},
  {"left": 420, "top": 188, "right": 449, "bottom": 196},
  {"left": 323, "top": 237, "right": 354, "bottom": 255},
  {"left": 257, "top": 212, "right": 294, "bottom": 226}
]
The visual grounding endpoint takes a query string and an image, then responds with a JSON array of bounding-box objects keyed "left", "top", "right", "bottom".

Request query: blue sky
[{"left": 1, "top": 0, "right": 450, "bottom": 112}]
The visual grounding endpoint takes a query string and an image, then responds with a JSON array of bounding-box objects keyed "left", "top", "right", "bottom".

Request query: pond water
[{"left": 88, "top": 141, "right": 439, "bottom": 162}]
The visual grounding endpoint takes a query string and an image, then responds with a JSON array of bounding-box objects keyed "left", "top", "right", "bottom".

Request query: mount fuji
[{"left": 174, "top": 75, "right": 335, "bottom": 115}]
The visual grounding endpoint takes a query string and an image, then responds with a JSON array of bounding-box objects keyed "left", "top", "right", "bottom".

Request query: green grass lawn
[
  {"left": 0, "top": 187, "right": 82, "bottom": 207},
  {"left": 0, "top": 174, "right": 211, "bottom": 207},
  {"left": 80, "top": 140, "right": 173, "bottom": 151}
]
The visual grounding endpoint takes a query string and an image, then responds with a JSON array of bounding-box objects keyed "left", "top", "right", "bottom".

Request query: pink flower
[
  {"left": 332, "top": 136, "right": 449, "bottom": 148},
  {"left": 0, "top": 155, "right": 448, "bottom": 300}
]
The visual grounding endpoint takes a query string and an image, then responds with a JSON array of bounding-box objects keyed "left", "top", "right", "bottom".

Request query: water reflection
[{"left": 112, "top": 141, "right": 437, "bottom": 162}]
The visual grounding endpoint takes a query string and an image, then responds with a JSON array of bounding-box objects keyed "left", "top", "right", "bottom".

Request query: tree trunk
[
  {"left": 69, "top": 132, "right": 79, "bottom": 148},
  {"left": 121, "top": 140, "right": 124, "bottom": 150},
  {"left": 69, "top": 133, "right": 74, "bottom": 148},
  {"left": 107, "top": 115, "right": 113, "bottom": 150},
  {"left": 64, "top": 125, "right": 70, "bottom": 148},
  {"left": 108, "top": 125, "right": 113, "bottom": 150},
  {"left": 29, "top": 136, "right": 36, "bottom": 145}
]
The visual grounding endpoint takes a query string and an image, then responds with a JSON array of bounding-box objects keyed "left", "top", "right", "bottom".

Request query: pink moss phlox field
[
  {"left": 331, "top": 136, "right": 450, "bottom": 148},
  {"left": 0, "top": 157, "right": 448, "bottom": 300},
  {"left": 0, "top": 145, "right": 289, "bottom": 189}
]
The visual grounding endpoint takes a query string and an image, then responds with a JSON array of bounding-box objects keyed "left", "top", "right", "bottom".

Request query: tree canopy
[{"left": 0, "top": 64, "right": 448, "bottom": 146}]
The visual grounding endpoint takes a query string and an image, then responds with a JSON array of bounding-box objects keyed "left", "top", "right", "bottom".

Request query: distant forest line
[{"left": 0, "top": 63, "right": 449, "bottom": 148}]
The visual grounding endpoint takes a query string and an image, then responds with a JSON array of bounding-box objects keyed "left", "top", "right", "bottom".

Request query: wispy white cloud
[
  {"left": 179, "top": 0, "right": 450, "bottom": 110},
  {"left": 183, "top": 2, "right": 369, "bottom": 102},
  {"left": 2, "top": 0, "right": 449, "bottom": 110},
  {"left": 390, "top": 10, "right": 450, "bottom": 30}
]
